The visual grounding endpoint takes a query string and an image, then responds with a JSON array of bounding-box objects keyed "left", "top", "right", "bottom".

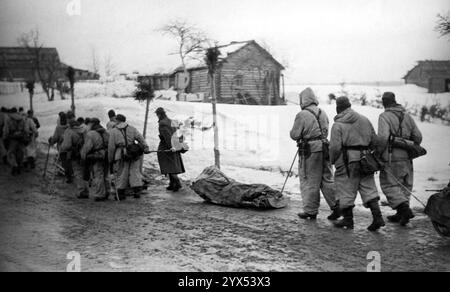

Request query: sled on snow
[
  {"left": 425, "top": 183, "right": 450, "bottom": 237},
  {"left": 191, "top": 166, "right": 290, "bottom": 209}
]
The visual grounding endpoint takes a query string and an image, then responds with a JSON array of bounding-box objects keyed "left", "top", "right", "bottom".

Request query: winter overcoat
[{"left": 157, "top": 117, "right": 185, "bottom": 175}]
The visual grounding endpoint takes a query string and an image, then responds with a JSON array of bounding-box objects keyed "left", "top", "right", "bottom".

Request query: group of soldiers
[
  {"left": 0, "top": 106, "right": 40, "bottom": 175},
  {"left": 47, "top": 109, "right": 152, "bottom": 201},
  {"left": 291, "top": 88, "right": 423, "bottom": 231},
  {"left": 47, "top": 107, "right": 185, "bottom": 202}
]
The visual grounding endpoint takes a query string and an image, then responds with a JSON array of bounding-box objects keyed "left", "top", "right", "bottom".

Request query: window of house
[{"left": 234, "top": 75, "right": 243, "bottom": 88}]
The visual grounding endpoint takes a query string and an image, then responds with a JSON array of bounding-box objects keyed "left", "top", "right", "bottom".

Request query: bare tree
[
  {"left": 17, "top": 29, "right": 60, "bottom": 101},
  {"left": 103, "top": 54, "right": 116, "bottom": 81},
  {"left": 159, "top": 20, "right": 211, "bottom": 69},
  {"left": 90, "top": 47, "right": 100, "bottom": 75},
  {"left": 159, "top": 20, "right": 212, "bottom": 94},
  {"left": 435, "top": 11, "right": 450, "bottom": 39}
]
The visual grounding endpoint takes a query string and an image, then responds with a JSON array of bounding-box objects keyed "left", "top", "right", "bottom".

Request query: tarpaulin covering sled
[
  {"left": 425, "top": 183, "right": 450, "bottom": 237},
  {"left": 191, "top": 166, "right": 290, "bottom": 209}
]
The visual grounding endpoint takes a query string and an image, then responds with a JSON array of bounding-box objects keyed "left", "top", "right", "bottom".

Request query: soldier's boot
[
  {"left": 132, "top": 187, "right": 142, "bottom": 199},
  {"left": 387, "top": 210, "right": 401, "bottom": 223},
  {"left": 11, "top": 167, "right": 19, "bottom": 176},
  {"left": 172, "top": 176, "right": 182, "bottom": 192},
  {"left": 77, "top": 190, "right": 89, "bottom": 199},
  {"left": 166, "top": 177, "right": 175, "bottom": 191},
  {"left": 297, "top": 212, "right": 317, "bottom": 220},
  {"left": 94, "top": 192, "right": 110, "bottom": 202},
  {"left": 398, "top": 203, "right": 415, "bottom": 226},
  {"left": 367, "top": 199, "right": 386, "bottom": 232},
  {"left": 27, "top": 157, "right": 35, "bottom": 169},
  {"left": 334, "top": 207, "right": 354, "bottom": 229},
  {"left": 327, "top": 202, "right": 342, "bottom": 221}
]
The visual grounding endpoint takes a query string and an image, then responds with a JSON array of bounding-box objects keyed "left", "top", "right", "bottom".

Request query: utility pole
[
  {"left": 67, "top": 66, "right": 76, "bottom": 115},
  {"left": 206, "top": 47, "right": 221, "bottom": 169},
  {"left": 143, "top": 96, "right": 151, "bottom": 139},
  {"left": 211, "top": 71, "right": 220, "bottom": 169}
]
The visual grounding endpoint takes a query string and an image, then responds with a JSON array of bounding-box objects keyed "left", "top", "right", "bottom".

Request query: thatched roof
[{"left": 403, "top": 60, "right": 450, "bottom": 79}]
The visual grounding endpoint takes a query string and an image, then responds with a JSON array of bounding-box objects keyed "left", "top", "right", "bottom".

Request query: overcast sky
[{"left": 0, "top": 0, "right": 449, "bottom": 83}]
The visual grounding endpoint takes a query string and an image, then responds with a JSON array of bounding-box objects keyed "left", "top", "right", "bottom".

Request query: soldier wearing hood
[
  {"left": 81, "top": 118, "right": 110, "bottom": 201},
  {"left": 108, "top": 114, "right": 149, "bottom": 200},
  {"left": 329, "top": 97, "right": 385, "bottom": 231},
  {"left": 290, "top": 88, "right": 340, "bottom": 220},
  {"left": 60, "top": 119, "right": 89, "bottom": 198},
  {"left": 377, "top": 92, "right": 422, "bottom": 226}
]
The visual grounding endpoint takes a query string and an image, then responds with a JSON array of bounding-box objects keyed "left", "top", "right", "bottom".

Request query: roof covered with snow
[
  {"left": 148, "top": 40, "right": 283, "bottom": 76},
  {"left": 404, "top": 60, "right": 450, "bottom": 79}
]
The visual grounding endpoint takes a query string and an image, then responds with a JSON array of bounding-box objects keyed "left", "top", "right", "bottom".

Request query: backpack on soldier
[
  {"left": 120, "top": 126, "right": 144, "bottom": 162},
  {"left": 71, "top": 131, "right": 84, "bottom": 160},
  {"left": 388, "top": 112, "right": 427, "bottom": 160},
  {"left": 86, "top": 131, "right": 108, "bottom": 162},
  {"left": 9, "top": 118, "right": 31, "bottom": 145},
  {"left": 304, "top": 108, "right": 330, "bottom": 160}
]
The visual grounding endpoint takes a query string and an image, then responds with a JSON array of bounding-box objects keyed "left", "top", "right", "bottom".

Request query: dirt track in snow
[{"left": 0, "top": 145, "right": 449, "bottom": 272}]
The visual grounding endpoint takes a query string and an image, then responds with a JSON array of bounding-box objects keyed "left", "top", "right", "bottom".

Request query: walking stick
[
  {"left": 43, "top": 143, "right": 51, "bottom": 178},
  {"left": 147, "top": 150, "right": 172, "bottom": 153},
  {"left": 281, "top": 150, "right": 299, "bottom": 194},
  {"left": 111, "top": 162, "right": 120, "bottom": 202},
  {"left": 384, "top": 169, "right": 427, "bottom": 208}
]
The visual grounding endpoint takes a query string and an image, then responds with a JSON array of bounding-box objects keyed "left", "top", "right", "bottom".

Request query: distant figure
[
  {"left": 328, "top": 93, "right": 336, "bottom": 104},
  {"left": 155, "top": 107, "right": 185, "bottom": 192},
  {"left": 106, "top": 109, "right": 117, "bottom": 131},
  {"left": 360, "top": 94, "right": 367, "bottom": 106},
  {"left": 420, "top": 106, "right": 428, "bottom": 122}
]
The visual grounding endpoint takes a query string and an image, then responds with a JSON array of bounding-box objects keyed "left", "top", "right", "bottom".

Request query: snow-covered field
[
  {"left": 1, "top": 81, "right": 449, "bottom": 209},
  {"left": 285, "top": 83, "right": 450, "bottom": 109}
]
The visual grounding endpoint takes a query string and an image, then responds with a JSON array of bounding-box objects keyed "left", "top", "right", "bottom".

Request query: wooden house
[
  {"left": 403, "top": 60, "right": 450, "bottom": 93},
  {"left": 0, "top": 47, "right": 99, "bottom": 82},
  {"left": 146, "top": 40, "right": 285, "bottom": 105}
]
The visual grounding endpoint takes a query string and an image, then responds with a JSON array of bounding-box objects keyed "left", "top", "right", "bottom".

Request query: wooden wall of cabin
[
  {"left": 187, "top": 69, "right": 211, "bottom": 97},
  {"left": 428, "top": 77, "right": 450, "bottom": 93},
  {"left": 217, "top": 43, "right": 282, "bottom": 105}
]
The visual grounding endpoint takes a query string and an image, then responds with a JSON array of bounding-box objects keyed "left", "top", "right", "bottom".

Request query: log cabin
[
  {"left": 145, "top": 40, "right": 285, "bottom": 105},
  {"left": 0, "top": 47, "right": 99, "bottom": 82},
  {"left": 403, "top": 60, "right": 450, "bottom": 93}
]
